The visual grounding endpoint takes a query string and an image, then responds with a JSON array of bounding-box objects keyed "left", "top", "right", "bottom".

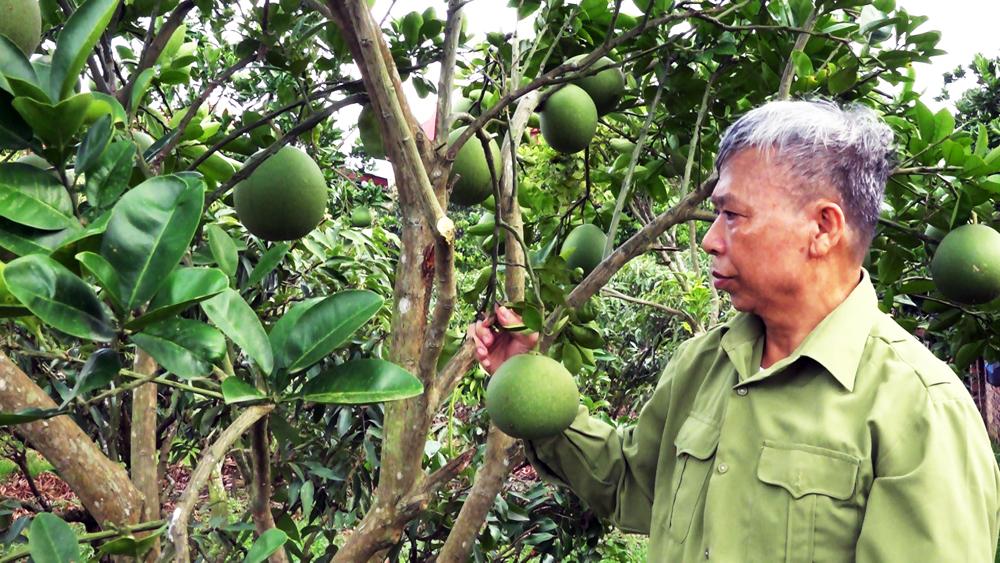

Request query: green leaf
[
  {"left": 75, "top": 251, "right": 123, "bottom": 311},
  {"left": 974, "top": 124, "right": 989, "bottom": 158},
  {"left": 790, "top": 50, "right": 813, "bottom": 78},
  {"left": 299, "top": 480, "right": 314, "bottom": 520},
  {"left": 206, "top": 224, "right": 238, "bottom": 278},
  {"left": 49, "top": 0, "right": 121, "bottom": 101},
  {"left": 201, "top": 288, "right": 273, "bottom": 375},
  {"left": 75, "top": 113, "right": 112, "bottom": 175},
  {"left": 82, "top": 92, "right": 126, "bottom": 126},
  {"left": 268, "top": 296, "right": 323, "bottom": 369},
  {"left": 0, "top": 90, "right": 33, "bottom": 149},
  {"left": 131, "top": 318, "right": 225, "bottom": 379},
  {"left": 0, "top": 217, "right": 78, "bottom": 256},
  {"left": 244, "top": 529, "right": 288, "bottom": 563},
  {"left": 0, "top": 36, "right": 39, "bottom": 93},
  {"left": 0, "top": 163, "right": 76, "bottom": 230},
  {"left": 101, "top": 174, "right": 204, "bottom": 310},
  {"left": 299, "top": 359, "right": 423, "bottom": 404},
  {"left": 913, "top": 100, "right": 935, "bottom": 142},
  {"left": 3, "top": 254, "right": 114, "bottom": 341},
  {"left": 127, "top": 267, "right": 227, "bottom": 330},
  {"left": 128, "top": 68, "right": 155, "bottom": 114},
  {"left": 931, "top": 108, "right": 955, "bottom": 143},
  {"left": 826, "top": 66, "right": 857, "bottom": 95},
  {"left": 84, "top": 140, "right": 135, "bottom": 209},
  {"left": 12, "top": 92, "right": 92, "bottom": 149},
  {"left": 246, "top": 242, "right": 289, "bottom": 287},
  {"left": 29, "top": 513, "right": 79, "bottom": 563},
  {"left": 67, "top": 348, "right": 120, "bottom": 400},
  {"left": 283, "top": 290, "right": 384, "bottom": 374},
  {"left": 400, "top": 11, "right": 424, "bottom": 47},
  {"left": 0, "top": 407, "right": 61, "bottom": 426},
  {"left": 96, "top": 530, "right": 162, "bottom": 558},
  {"left": 221, "top": 377, "right": 265, "bottom": 404}
]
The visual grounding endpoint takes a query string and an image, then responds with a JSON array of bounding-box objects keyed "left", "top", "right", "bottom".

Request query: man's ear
[{"left": 810, "top": 200, "right": 847, "bottom": 257}]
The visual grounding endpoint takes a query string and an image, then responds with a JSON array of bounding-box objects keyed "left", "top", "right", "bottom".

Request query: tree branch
[
  {"left": 249, "top": 416, "right": 289, "bottom": 563},
  {"left": 777, "top": 7, "right": 820, "bottom": 100},
  {"left": 130, "top": 348, "right": 161, "bottom": 561},
  {"left": 434, "top": 0, "right": 466, "bottom": 138},
  {"left": 601, "top": 287, "right": 702, "bottom": 333},
  {"left": 168, "top": 404, "right": 274, "bottom": 563}
]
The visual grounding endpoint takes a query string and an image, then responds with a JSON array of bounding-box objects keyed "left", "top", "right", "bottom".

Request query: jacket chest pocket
[
  {"left": 756, "top": 441, "right": 860, "bottom": 563},
  {"left": 667, "top": 415, "right": 720, "bottom": 543}
]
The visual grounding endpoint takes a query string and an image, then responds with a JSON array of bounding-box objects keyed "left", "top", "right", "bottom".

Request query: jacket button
[
  {"left": 705, "top": 548, "right": 710, "bottom": 559},
  {"left": 717, "top": 463, "right": 729, "bottom": 474},
  {"left": 736, "top": 387, "right": 748, "bottom": 396}
]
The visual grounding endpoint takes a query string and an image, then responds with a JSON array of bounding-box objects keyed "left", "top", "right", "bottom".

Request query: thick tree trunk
[
  {"left": 130, "top": 349, "right": 161, "bottom": 561},
  {"left": 0, "top": 352, "right": 144, "bottom": 527}
]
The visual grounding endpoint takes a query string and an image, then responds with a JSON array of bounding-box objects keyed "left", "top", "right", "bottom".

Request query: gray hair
[{"left": 715, "top": 99, "right": 896, "bottom": 252}]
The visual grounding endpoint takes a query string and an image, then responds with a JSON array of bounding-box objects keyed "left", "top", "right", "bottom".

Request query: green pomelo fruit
[
  {"left": 539, "top": 84, "right": 597, "bottom": 154},
  {"left": 350, "top": 207, "right": 372, "bottom": 227},
  {"left": 485, "top": 353, "right": 579, "bottom": 440},
  {"left": 358, "top": 106, "right": 386, "bottom": 159},
  {"left": 0, "top": 0, "right": 41, "bottom": 55},
  {"left": 179, "top": 143, "right": 240, "bottom": 183},
  {"left": 930, "top": 224, "right": 1000, "bottom": 305},
  {"left": 234, "top": 146, "right": 329, "bottom": 241},
  {"left": 567, "top": 55, "right": 625, "bottom": 115},
  {"left": 448, "top": 126, "right": 501, "bottom": 206},
  {"left": 560, "top": 223, "right": 607, "bottom": 275},
  {"left": 527, "top": 113, "right": 540, "bottom": 128}
]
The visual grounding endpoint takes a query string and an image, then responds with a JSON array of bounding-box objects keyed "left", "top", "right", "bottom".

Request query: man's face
[{"left": 701, "top": 147, "right": 815, "bottom": 315}]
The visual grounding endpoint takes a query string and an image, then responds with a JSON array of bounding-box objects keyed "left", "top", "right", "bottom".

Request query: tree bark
[
  {"left": 250, "top": 416, "right": 290, "bottom": 563},
  {"left": 131, "top": 349, "right": 161, "bottom": 561},
  {"left": 0, "top": 352, "right": 143, "bottom": 527}
]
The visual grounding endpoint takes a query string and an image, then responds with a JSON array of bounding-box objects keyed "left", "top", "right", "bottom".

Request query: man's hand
[{"left": 468, "top": 305, "right": 540, "bottom": 375}]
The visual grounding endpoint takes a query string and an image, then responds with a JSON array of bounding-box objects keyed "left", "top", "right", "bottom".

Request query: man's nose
[{"left": 701, "top": 215, "right": 724, "bottom": 256}]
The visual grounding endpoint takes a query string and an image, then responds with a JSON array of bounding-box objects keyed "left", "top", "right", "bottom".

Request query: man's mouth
[{"left": 711, "top": 271, "right": 734, "bottom": 279}]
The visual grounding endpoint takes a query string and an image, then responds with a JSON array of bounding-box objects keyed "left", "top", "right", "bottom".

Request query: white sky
[{"left": 353, "top": 0, "right": 998, "bottom": 176}]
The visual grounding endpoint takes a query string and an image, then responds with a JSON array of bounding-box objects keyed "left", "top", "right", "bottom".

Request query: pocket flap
[
  {"left": 673, "top": 415, "right": 720, "bottom": 460},
  {"left": 756, "top": 442, "right": 859, "bottom": 500}
]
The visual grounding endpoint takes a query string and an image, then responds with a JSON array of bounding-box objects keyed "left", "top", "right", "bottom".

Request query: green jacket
[{"left": 527, "top": 271, "right": 1000, "bottom": 562}]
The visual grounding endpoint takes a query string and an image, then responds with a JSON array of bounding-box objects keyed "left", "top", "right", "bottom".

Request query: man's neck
[{"left": 759, "top": 267, "right": 862, "bottom": 369}]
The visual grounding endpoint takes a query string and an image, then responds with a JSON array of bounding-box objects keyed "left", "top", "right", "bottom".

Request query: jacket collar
[{"left": 719, "top": 269, "right": 877, "bottom": 392}]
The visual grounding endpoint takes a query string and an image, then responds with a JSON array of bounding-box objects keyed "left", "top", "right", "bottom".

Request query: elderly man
[{"left": 470, "top": 100, "right": 1000, "bottom": 562}]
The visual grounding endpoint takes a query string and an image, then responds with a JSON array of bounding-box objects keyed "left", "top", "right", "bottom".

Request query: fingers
[
  {"left": 467, "top": 323, "right": 489, "bottom": 362},
  {"left": 495, "top": 305, "right": 522, "bottom": 327},
  {"left": 475, "top": 320, "right": 495, "bottom": 346}
]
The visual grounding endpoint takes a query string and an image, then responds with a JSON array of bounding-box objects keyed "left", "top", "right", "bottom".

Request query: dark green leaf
[
  {"left": 206, "top": 224, "right": 238, "bottom": 278},
  {"left": 299, "top": 359, "right": 423, "bottom": 404},
  {"left": 101, "top": 174, "right": 204, "bottom": 310},
  {"left": 68, "top": 348, "right": 120, "bottom": 399},
  {"left": 49, "top": 0, "right": 121, "bottom": 100},
  {"left": 299, "top": 480, "right": 314, "bottom": 520},
  {"left": 83, "top": 92, "right": 126, "bottom": 126},
  {"left": 12, "top": 92, "right": 92, "bottom": 149},
  {"left": 221, "top": 377, "right": 265, "bottom": 404},
  {"left": 131, "top": 318, "right": 225, "bottom": 379},
  {"left": 201, "top": 288, "right": 273, "bottom": 375},
  {"left": 0, "top": 163, "right": 76, "bottom": 230},
  {"left": 244, "top": 529, "right": 288, "bottom": 563},
  {"left": 75, "top": 113, "right": 112, "bottom": 175},
  {"left": 28, "top": 513, "right": 79, "bottom": 563},
  {"left": 0, "top": 408, "right": 61, "bottom": 426},
  {"left": 127, "top": 267, "right": 227, "bottom": 330},
  {"left": 75, "top": 251, "right": 123, "bottom": 311},
  {"left": 96, "top": 529, "right": 162, "bottom": 558},
  {"left": 0, "top": 217, "right": 78, "bottom": 256},
  {"left": 3, "top": 254, "right": 114, "bottom": 341},
  {"left": 283, "top": 290, "right": 384, "bottom": 373},
  {"left": 268, "top": 297, "right": 323, "bottom": 369},
  {"left": 84, "top": 140, "right": 135, "bottom": 209},
  {"left": 246, "top": 242, "right": 289, "bottom": 287},
  {"left": 827, "top": 66, "right": 857, "bottom": 95},
  {"left": 0, "top": 90, "right": 33, "bottom": 149}
]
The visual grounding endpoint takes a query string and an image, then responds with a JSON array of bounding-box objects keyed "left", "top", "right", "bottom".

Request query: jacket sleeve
[
  {"left": 855, "top": 382, "right": 1000, "bottom": 562},
  {"left": 524, "top": 340, "right": 691, "bottom": 534}
]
